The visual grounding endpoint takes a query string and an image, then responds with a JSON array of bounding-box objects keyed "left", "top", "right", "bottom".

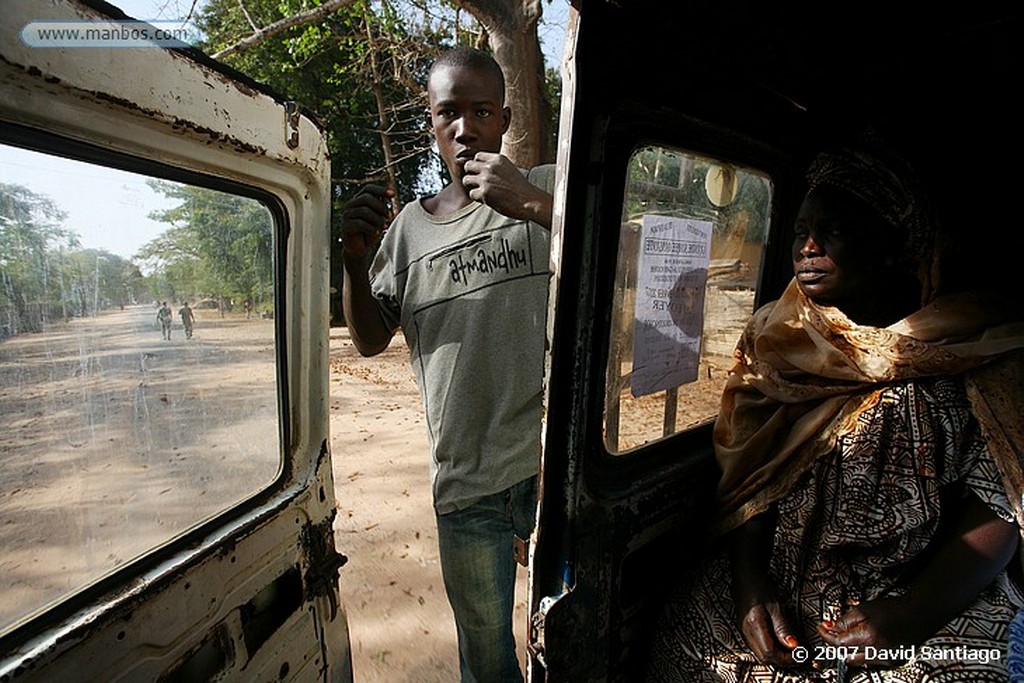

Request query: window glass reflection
[
  {"left": 0, "top": 144, "right": 281, "bottom": 633},
  {"left": 605, "top": 146, "right": 772, "bottom": 453}
]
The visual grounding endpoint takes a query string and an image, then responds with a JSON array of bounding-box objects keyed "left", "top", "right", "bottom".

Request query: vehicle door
[
  {"left": 0, "top": 1, "right": 349, "bottom": 680},
  {"left": 529, "top": 1, "right": 1015, "bottom": 681}
]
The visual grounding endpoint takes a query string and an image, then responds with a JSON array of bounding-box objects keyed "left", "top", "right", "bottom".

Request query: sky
[
  {"left": 0, "top": 1, "right": 570, "bottom": 259},
  {"left": 0, "top": 149, "right": 177, "bottom": 259}
]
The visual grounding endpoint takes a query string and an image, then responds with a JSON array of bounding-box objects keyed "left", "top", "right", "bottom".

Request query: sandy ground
[
  {"left": 0, "top": 306, "right": 280, "bottom": 634},
  {"left": 0, "top": 308, "right": 524, "bottom": 681},
  {"left": 325, "top": 321, "right": 730, "bottom": 681},
  {"left": 0, "top": 306, "right": 727, "bottom": 681},
  {"left": 328, "top": 326, "right": 530, "bottom": 682}
]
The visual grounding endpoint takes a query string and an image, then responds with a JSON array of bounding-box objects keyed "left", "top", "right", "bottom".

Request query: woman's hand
[
  {"left": 730, "top": 510, "right": 802, "bottom": 666},
  {"left": 816, "top": 596, "right": 926, "bottom": 666},
  {"left": 818, "top": 494, "right": 1019, "bottom": 668},
  {"left": 737, "top": 594, "right": 801, "bottom": 666}
]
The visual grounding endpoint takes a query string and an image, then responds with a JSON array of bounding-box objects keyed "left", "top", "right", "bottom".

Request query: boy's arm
[
  {"left": 339, "top": 185, "right": 397, "bottom": 357},
  {"left": 462, "top": 153, "right": 553, "bottom": 230}
]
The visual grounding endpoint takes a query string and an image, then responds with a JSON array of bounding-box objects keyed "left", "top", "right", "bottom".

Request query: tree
[
  {"left": 198, "top": 0, "right": 558, "bottom": 185},
  {"left": 0, "top": 183, "right": 77, "bottom": 333},
  {"left": 198, "top": 0, "right": 441, "bottom": 202},
  {"left": 198, "top": 0, "right": 455, "bottom": 325},
  {"left": 196, "top": 0, "right": 560, "bottom": 324},
  {"left": 210, "top": 0, "right": 361, "bottom": 60},
  {"left": 62, "top": 249, "right": 145, "bottom": 315},
  {"left": 0, "top": 183, "right": 144, "bottom": 336},
  {"left": 449, "top": 0, "right": 555, "bottom": 166},
  {"left": 139, "top": 181, "right": 274, "bottom": 311}
]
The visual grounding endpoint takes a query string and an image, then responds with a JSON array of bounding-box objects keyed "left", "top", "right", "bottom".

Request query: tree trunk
[{"left": 451, "top": 0, "right": 553, "bottom": 168}]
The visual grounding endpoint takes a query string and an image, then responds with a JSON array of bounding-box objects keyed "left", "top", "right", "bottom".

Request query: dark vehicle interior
[{"left": 530, "top": 1, "right": 1015, "bottom": 680}]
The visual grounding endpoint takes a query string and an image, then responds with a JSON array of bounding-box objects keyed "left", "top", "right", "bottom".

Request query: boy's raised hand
[
  {"left": 462, "top": 152, "right": 552, "bottom": 229},
  {"left": 340, "top": 184, "right": 394, "bottom": 259}
]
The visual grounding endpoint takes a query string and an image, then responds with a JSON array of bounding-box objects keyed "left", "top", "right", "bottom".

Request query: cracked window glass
[{"left": 0, "top": 143, "right": 281, "bottom": 634}]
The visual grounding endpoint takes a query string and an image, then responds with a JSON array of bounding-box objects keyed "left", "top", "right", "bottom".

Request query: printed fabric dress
[{"left": 646, "top": 376, "right": 1022, "bottom": 683}]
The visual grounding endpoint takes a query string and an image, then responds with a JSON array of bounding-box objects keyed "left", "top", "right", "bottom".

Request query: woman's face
[{"left": 791, "top": 185, "right": 898, "bottom": 310}]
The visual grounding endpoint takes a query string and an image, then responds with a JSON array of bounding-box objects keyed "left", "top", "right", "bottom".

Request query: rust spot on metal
[
  {"left": 316, "top": 439, "right": 330, "bottom": 471},
  {"left": 90, "top": 89, "right": 152, "bottom": 115},
  {"left": 5, "top": 52, "right": 287, "bottom": 161},
  {"left": 285, "top": 101, "right": 300, "bottom": 149},
  {"left": 300, "top": 513, "right": 347, "bottom": 621},
  {"left": 3, "top": 63, "right": 271, "bottom": 159}
]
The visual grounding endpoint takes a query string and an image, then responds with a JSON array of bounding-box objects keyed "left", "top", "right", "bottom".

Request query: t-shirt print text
[{"left": 444, "top": 232, "right": 531, "bottom": 286}]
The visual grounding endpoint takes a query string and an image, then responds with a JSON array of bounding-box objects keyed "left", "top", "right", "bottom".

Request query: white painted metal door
[{"left": 0, "top": 1, "right": 351, "bottom": 680}]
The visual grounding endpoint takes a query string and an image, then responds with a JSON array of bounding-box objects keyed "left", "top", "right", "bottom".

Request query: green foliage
[
  {"left": 138, "top": 181, "right": 274, "bottom": 309},
  {"left": 1, "top": 182, "right": 144, "bottom": 335},
  {"left": 543, "top": 65, "right": 562, "bottom": 159},
  {"left": 63, "top": 249, "right": 147, "bottom": 312},
  {"left": 195, "top": 0, "right": 563, "bottom": 324},
  {"left": 198, "top": 0, "right": 445, "bottom": 205},
  {"left": 0, "top": 182, "right": 72, "bottom": 275},
  {"left": 625, "top": 147, "right": 772, "bottom": 244}
]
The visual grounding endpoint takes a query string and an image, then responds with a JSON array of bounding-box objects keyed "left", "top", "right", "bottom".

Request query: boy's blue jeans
[{"left": 436, "top": 475, "right": 537, "bottom": 683}]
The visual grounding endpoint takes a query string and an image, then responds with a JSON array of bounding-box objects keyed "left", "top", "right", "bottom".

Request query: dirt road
[
  {"left": 0, "top": 306, "right": 279, "bottom": 633},
  {"left": 0, "top": 308, "right": 522, "bottom": 681}
]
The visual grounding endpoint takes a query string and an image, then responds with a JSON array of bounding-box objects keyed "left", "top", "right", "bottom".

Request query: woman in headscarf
[{"left": 646, "top": 132, "right": 1024, "bottom": 682}]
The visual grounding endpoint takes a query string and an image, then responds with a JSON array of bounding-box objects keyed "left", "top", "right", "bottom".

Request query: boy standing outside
[{"left": 340, "top": 48, "right": 554, "bottom": 682}]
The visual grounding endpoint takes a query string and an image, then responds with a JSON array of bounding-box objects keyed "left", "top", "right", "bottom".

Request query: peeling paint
[
  {"left": 5, "top": 54, "right": 276, "bottom": 161},
  {"left": 300, "top": 515, "right": 347, "bottom": 622}
]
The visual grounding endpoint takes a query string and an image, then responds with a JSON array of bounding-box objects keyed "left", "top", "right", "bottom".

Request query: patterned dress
[{"left": 646, "top": 377, "right": 1021, "bottom": 682}]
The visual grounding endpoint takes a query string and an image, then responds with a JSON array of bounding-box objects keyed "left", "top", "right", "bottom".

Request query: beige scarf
[{"left": 713, "top": 279, "right": 1024, "bottom": 534}]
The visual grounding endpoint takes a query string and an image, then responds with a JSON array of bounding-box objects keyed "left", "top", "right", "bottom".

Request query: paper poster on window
[{"left": 631, "top": 215, "right": 713, "bottom": 397}]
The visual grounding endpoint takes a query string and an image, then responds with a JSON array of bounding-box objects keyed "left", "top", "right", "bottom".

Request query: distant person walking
[
  {"left": 156, "top": 302, "right": 172, "bottom": 340},
  {"left": 178, "top": 301, "right": 195, "bottom": 339}
]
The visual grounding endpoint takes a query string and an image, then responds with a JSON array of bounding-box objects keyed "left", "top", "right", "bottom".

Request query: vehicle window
[
  {"left": 604, "top": 146, "right": 772, "bottom": 454},
  {"left": 0, "top": 143, "right": 281, "bottom": 634}
]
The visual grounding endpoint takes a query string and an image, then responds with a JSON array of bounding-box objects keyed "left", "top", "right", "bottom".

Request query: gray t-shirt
[{"left": 369, "top": 165, "right": 555, "bottom": 514}]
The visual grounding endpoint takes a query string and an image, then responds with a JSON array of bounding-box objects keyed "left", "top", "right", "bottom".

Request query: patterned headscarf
[{"left": 805, "top": 131, "right": 939, "bottom": 302}]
